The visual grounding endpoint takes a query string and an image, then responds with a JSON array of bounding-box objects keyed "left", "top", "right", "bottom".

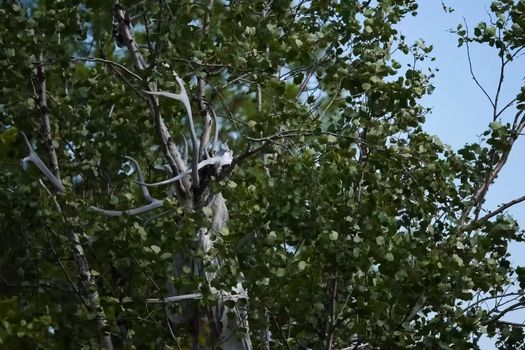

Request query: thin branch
[
  {"left": 130, "top": 257, "right": 181, "bottom": 349},
  {"left": 463, "top": 20, "right": 495, "bottom": 109},
  {"left": 197, "top": 77, "right": 213, "bottom": 160},
  {"left": 90, "top": 200, "right": 164, "bottom": 217},
  {"left": 460, "top": 110, "right": 525, "bottom": 226},
  {"left": 485, "top": 300, "right": 525, "bottom": 324},
  {"left": 71, "top": 57, "right": 143, "bottom": 81},
  {"left": 318, "top": 81, "right": 342, "bottom": 121},
  {"left": 126, "top": 156, "right": 154, "bottom": 202},
  {"left": 296, "top": 66, "right": 316, "bottom": 98},
  {"left": 462, "top": 194, "right": 525, "bottom": 232},
  {"left": 272, "top": 316, "right": 292, "bottom": 350},
  {"left": 495, "top": 97, "right": 517, "bottom": 119},
  {"left": 495, "top": 320, "right": 525, "bottom": 328},
  {"left": 324, "top": 278, "right": 338, "bottom": 350},
  {"left": 466, "top": 293, "right": 522, "bottom": 312},
  {"left": 147, "top": 293, "right": 203, "bottom": 304},
  {"left": 47, "top": 230, "right": 90, "bottom": 310},
  {"left": 493, "top": 45, "right": 507, "bottom": 120}
]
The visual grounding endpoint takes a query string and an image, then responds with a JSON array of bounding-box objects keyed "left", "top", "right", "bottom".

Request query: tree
[{"left": 1, "top": 0, "right": 525, "bottom": 349}]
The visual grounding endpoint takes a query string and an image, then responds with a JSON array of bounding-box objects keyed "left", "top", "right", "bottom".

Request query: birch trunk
[{"left": 169, "top": 193, "right": 252, "bottom": 349}]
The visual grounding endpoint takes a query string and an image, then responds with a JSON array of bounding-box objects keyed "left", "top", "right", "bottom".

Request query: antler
[
  {"left": 90, "top": 156, "right": 164, "bottom": 217},
  {"left": 137, "top": 145, "right": 233, "bottom": 187},
  {"left": 20, "top": 131, "right": 66, "bottom": 192},
  {"left": 144, "top": 75, "right": 201, "bottom": 187}
]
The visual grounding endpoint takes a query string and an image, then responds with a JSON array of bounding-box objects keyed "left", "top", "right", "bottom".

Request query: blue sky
[
  {"left": 398, "top": 1, "right": 525, "bottom": 347},
  {"left": 399, "top": 0, "right": 525, "bottom": 259}
]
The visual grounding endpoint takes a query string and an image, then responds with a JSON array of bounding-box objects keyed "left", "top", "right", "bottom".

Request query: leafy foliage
[{"left": 1, "top": 0, "right": 525, "bottom": 349}]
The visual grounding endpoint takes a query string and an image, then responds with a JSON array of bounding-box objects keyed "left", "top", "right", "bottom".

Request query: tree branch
[
  {"left": 71, "top": 56, "right": 143, "bottom": 81},
  {"left": 461, "top": 194, "right": 525, "bottom": 232},
  {"left": 112, "top": 4, "right": 191, "bottom": 196},
  {"left": 464, "top": 20, "right": 495, "bottom": 109},
  {"left": 460, "top": 110, "right": 525, "bottom": 226},
  {"left": 35, "top": 51, "right": 62, "bottom": 182},
  {"left": 197, "top": 77, "right": 213, "bottom": 160}
]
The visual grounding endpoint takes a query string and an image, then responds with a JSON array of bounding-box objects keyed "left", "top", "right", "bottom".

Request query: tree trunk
[{"left": 167, "top": 193, "right": 252, "bottom": 349}]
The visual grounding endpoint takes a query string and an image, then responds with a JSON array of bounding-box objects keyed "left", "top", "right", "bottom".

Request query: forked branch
[{"left": 460, "top": 110, "right": 525, "bottom": 226}]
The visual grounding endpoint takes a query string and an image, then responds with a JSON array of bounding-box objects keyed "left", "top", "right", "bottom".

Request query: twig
[
  {"left": 492, "top": 45, "right": 507, "bottom": 120},
  {"left": 47, "top": 230, "right": 90, "bottom": 310},
  {"left": 272, "top": 316, "right": 291, "bottom": 350},
  {"left": 71, "top": 56, "right": 143, "bottom": 81},
  {"left": 461, "top": 194, "right": 525, "bottom": 232},
  {"left": 324, "top": 278, "right": 338, "bottom": 350},
  {"left": 463, "top": 20, "right": 495, "bottom": 109}
]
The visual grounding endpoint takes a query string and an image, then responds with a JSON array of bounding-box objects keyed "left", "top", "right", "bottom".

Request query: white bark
[{"left": 201, "top": 193, "right": 252, "bottom": 349}]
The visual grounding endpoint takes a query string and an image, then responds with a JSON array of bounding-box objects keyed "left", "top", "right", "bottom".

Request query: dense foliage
[{"left": 1, "top": 0, "right": 525, "bottom": 349}]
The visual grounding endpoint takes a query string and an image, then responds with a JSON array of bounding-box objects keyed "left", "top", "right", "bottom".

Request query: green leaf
[{"left": 329, "top": 231, "right": 338, "bottom": 241}]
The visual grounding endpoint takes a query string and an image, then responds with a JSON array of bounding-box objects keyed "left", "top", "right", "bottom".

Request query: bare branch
[
  {"left": 197, "top": 77, "right": 213, "bottom": 160},
  {"left": 318, "top": 81, "right": 342, "bottom": 121},
  {"left": 463, "top": 20, "right": 495, "bottom": 109},
  {"left": 125, "top": 156, "right": 153, "bottom": 202},
  {"left": 211, "top": 107, "right": 220, "bottom": 149},
  {"left": 90, "top": 200, "right": 164, "bottom": 217},
  {"left": 113, "top": 4, "right": 190, "bottom": 195},
  {"left": 485, "top": 299, "right": 525, "bottom": 324},
  {"left": 179, "top": 132, "right": 189, "bottom": 164},
  {"left": 495, "top": 320, "right": 525, "bottom": 328},
  {"left": 147, "top": 293, "right": 203, "bottom": 304},
  {"left": 35, "top": 51, "right": 61, "bottom": 182},
  {"left": 71, "top": 56, "right": 143, "bottom": 81},
  {"left": 113, "top": 5, "right": 147, "bottom": 69},
  {"left": 496, "top": 97, "right": 517, "bottom": 119},
  {"left": 466, "top": 292, "right": 522, "bottom": 312},
  {"left": 493, "top": 45, "right": 507, "bottom": 120}
]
